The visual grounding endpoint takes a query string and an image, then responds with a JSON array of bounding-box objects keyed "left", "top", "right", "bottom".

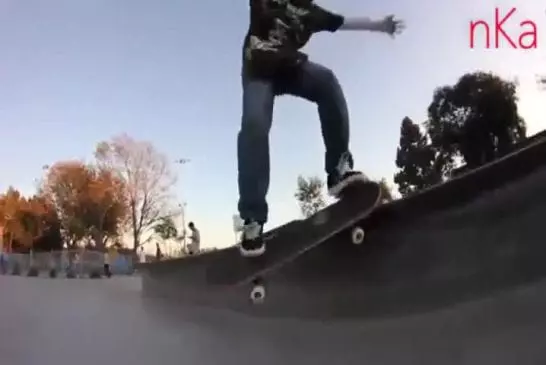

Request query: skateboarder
[{"left": 237, "top": 0, "right": 405, "bottom": 257}]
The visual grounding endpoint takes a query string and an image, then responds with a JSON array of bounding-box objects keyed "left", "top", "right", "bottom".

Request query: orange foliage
[
  {"left": 42, "top": 160, "right": 128, "bottom": 247},
  {"left": 0, "top": 188, "right": 55, "bottom": 251}
]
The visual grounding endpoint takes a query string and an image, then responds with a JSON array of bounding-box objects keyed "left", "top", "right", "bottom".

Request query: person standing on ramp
[{"left": 237, "top": 0, "right": 405, "bottom": 257}]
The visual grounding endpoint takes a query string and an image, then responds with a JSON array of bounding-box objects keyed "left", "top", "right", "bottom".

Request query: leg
[
  {"left": 284, "top": 61, "right": 366, "bottom": 195},
  {"left": 238, "top": 77, "right": 275, "bottom": 223},
  {"left": 237, "top": 76, "right": 275, "bottom": 256}
]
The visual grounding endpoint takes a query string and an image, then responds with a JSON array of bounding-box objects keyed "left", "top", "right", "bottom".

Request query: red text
[{"left": 469, "top": 7, "right": 537, "bottom": 49}]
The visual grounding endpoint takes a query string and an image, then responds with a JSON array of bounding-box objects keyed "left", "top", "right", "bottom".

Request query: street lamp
[
  {"left": 178, "top": 202, "right": 187, "bottom": 252},
  {"left": 174, "top": 158, "right": 190, "bottom": 253}
]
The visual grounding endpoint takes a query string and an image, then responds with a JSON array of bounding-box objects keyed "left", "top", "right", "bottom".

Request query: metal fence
[{"left": 0, "top": 249, "right": 135, "bottom": 277}]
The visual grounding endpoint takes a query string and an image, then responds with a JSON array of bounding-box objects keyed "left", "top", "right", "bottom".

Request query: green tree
[
  {"left": 426, "top": 71, "right": 526, "bottom": 170},
  {"left": 295, "top": 175, "right": 326, "bottom": 218},
  {"left": 394, "top": 117, "right": 438, "bottom": 196},
  {"left": 395, "top": 72, "right": 527, "bottom": 197},
  {"left": 153, "top": 216, "right": 178, "bottom": 241}
]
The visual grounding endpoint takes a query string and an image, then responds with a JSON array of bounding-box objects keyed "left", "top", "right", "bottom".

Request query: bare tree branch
[{"left": 94, "top": 134, "right": 176, "bottom": 251}]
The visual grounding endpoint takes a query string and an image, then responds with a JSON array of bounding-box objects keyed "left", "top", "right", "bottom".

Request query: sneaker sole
[
  {"left": 239, "top": 244, "right": 266, "bottom": 257},
  {"left": 328, "top": 173, "right": 369, "bottom": 197}
]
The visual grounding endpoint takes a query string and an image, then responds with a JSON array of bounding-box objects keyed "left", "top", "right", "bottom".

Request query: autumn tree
[
  {"left": 42, "top": 161, "right": 128, "bottom": 248},
  {"left": 86, "top": 168, "right": 128, "bottom": 246},
  {"left": 295, "top": 175, "right": 325, "bottom": 218},
  {"left": 31, "top": 196, "right": 63, "bottom": 252},
  {"left": 42, "top": 161, "right": 88, "bottom": 246},
  {"left": 0, "top": 188, "right": 23, "bottom": 251},
  {"left": 94, "top": 134, "right": 175, "bottom": 252},
  {"left": 0, "top": 188, "right": 61, "bottom": 252}
]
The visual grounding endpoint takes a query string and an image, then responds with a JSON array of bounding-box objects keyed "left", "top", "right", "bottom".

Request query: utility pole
[
  {"left": 174, "top": 158, "right": 190, "bottom": 253},
  {"left": 178, "top": 202, "right": 187, "bottom": 252}
]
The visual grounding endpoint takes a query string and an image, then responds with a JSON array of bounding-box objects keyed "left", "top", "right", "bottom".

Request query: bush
[
  {"left": 27, "top": 267, "right": 39, "bottom": 277},
  {"left": 49, "top": 268, "right": 57, "bottom": 278}
]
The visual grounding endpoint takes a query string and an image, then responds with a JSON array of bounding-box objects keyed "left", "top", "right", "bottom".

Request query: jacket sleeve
[{"left": 304, "top": 2, "right": 345, "bottom": 33}]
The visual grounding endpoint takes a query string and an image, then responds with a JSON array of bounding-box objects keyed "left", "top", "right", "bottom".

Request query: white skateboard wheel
[
  {"left": 250, "top": 285, "right": 266, "bottom": 304},
  {"left": 351, "top": 227, "right": 365, "bottom": 245}
]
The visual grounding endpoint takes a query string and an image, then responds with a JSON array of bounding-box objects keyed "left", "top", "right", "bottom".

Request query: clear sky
[{"left": 0, "top": 0, "right": 545, "bottom": 250}]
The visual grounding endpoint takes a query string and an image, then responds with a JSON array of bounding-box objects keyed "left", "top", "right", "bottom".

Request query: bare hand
[{"left": 382, "top": 15, "right": 405, "bottom": 37}]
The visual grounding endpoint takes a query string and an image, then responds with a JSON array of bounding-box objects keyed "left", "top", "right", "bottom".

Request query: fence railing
[{"left": 0, "top": 249, "right": 135, "bottom": 277}]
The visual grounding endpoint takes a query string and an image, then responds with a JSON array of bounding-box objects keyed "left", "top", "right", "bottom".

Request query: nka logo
[{"left": 469, "top": 7, "right": 537, "bottom": 49}]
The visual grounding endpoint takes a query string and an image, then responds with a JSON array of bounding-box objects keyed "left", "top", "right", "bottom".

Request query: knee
[
  {"left": 309, "top": 63, "right": 340, "bottom": 90},
  {"left": 305, "top": 63, "right": 342, "bottom": 102},
  {"left": 241, "top": 104, "right": 271, "bottom": 136}
]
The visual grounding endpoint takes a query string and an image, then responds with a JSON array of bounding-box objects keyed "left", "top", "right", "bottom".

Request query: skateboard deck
[{"left": 206, "top": 181, "right": 381, "bottom": 287}]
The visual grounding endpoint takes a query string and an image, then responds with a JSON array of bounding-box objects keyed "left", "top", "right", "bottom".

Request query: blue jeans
[{"left": 238, "top": 61, "right": 353, "bottom": 223}]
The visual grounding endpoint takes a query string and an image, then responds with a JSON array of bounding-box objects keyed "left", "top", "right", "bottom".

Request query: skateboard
[{"left": 206, "top": 180, "right": 381, "bottom": 304}]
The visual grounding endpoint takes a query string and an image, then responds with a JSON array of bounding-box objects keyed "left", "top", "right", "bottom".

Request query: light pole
[
  {"left": 174, "top": 158, "right": 190, "bottom": 253},
  {"left": 178, "top": 202, "right": 187, "bottom": 252}
]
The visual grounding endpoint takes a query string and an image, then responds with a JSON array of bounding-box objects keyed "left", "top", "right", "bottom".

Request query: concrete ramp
[{"left": 141, "top": 137, "right": 546, "bottom": 321}]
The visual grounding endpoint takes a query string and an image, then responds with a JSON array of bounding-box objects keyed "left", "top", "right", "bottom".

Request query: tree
[
  {"left": 32, "top": 198, "right": 63, "bottom": 252},
  {"left": 42, "top": 161, "right": 89, "bottom": 246},
  {"left": 0, "top": 187, "right": 24, "bottom": 251},
  {"left": 378, "top": 178, "right": 394, "bottom": 203},
  {"left": 395, "top": 72, "right": 526, "bottom": 197},
  {"left": 42, "top": 160, "right": 128, "bottom": 248},
  {"left": 0, "top": 188, "right": 61, "bottom": 252},
  {"left": 153, "top": 216, "right": 178, "bottom": 240},
  {"left": 295, "top": 175, "right": 325, "bottom": 218},
  {"left": 426, "top": 71, "right": 526, "bottom": 169},
  {"left": 86, "top": 167, "right": 128, "bottom": 247},
  {"left": 94, "top": 134, "right": 175, "bottom": 252},
  {"left": 394, "top": 117, "right": 439, "bottom": 197}
]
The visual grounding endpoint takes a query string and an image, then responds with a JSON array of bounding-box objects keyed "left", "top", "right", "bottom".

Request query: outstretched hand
[{"left": 382, "top": 15, "right": 405, "bottom": 37}]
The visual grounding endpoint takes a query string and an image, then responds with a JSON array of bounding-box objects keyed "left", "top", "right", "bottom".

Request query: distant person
[
  {"left": 138, "top": 246, "right": 146, "bottom": 263},
  {"left": 187, "top": 222, "right": 200, "bottom": 255},
  {"left": 103, "top": 249, "right": 112, "bottom": 278},
  {"left": 0, "top": 251, "right": 5, "bottom": 274},
  {"left": 155, "top": 242, "right": 162, "bottom": 261}
]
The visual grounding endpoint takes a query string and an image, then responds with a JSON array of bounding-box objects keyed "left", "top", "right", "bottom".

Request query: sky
[{"left": 0, "top": 0, "right": 545, "bottom": 250}]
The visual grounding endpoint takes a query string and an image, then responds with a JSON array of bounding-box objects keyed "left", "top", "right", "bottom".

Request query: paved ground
[
  {"left": 1, "top": 275, "right": 546, "bottom": 365},
  {"left": 3, "top": 145, "right": 546, "bottom": 364}
]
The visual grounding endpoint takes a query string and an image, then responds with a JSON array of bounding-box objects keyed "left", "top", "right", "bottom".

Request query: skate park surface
[{"left": 3, "top": 138, "right": 546, "bottom": 365}]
